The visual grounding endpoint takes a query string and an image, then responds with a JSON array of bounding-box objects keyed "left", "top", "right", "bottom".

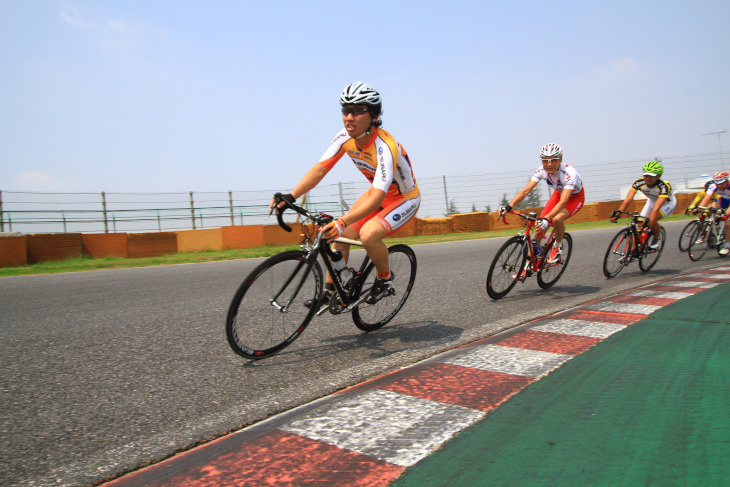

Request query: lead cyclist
[{"left": 271, "top": 82, "right": 421, "bottom": 305}]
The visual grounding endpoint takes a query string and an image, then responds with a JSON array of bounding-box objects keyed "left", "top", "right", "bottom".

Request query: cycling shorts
[
  {"left": 720, "top": 197, "right": 730, "bottom": 210},
  {"left": 349, "top": 193, "right": 421, "bottom": 236},
  {"left": 539, "top": 188, "right": 585, "bottom": 219},
  {"left": 640, "top": 195, "right": 677, "bottom": 219}
]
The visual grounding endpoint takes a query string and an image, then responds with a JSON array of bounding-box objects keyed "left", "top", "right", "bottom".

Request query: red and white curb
[{"left": 105, "top": 267, "right": 730, "bottom": 487}]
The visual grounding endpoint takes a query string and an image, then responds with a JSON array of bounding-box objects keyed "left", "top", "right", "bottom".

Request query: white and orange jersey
[
  {"left": 318, "top": 128, "right": 420, "bottom": 199},
  {"left": 531, "top": 162, "right": 583, "bottom": 195}
]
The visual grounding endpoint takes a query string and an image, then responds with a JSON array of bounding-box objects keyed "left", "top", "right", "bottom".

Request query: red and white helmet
[
  {"left": 540, "top": 143, "right": 563, "bottom": 158},
  {"left": 714, "top": 170, "right": 729, "bottom": 184}
]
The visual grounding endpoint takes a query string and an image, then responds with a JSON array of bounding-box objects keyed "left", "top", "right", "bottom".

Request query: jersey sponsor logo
[
  {"left": 379, "top": 146, "right": 383, "bottom": 155},
  {"left": 380, "top": 159, "right": 386, "bottom": 181},
  {"left": 392, "top": 213, "right": 401, "bottom": 221}
]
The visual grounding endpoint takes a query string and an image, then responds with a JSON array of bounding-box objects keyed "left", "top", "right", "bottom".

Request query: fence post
[
  {"left": 101, "top": 191, "right": 109, "bottom": 233},
  {"left": 228, "top": 190, "right": 235, "bottom": 226},
  {"left": 443, "top": 175, "right": 450, "bottom": 215},
  {"left": 189, "top": 191, "right": 196, "bottom": 230},
  {"left": 62, "top": 211, "right": 67, "bottom": 233},
  {"left": 0, "top": 190, "right": 4, "bottom": 232}
]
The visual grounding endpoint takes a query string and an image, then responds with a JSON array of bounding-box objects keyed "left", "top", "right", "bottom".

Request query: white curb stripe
[
  {"left": 280, "top": 389, "right": 484, "bottom": 467},
  {"left": 531, "top": 318, "right": 627, "bottom": 339},
  {"left": 445, "top": 344, "right": 573, "bottom": 379}
]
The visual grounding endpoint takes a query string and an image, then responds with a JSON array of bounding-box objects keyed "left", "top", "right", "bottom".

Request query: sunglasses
[
  {"left": 541, "top": 157, "right": 562, "bottom": 163},
  {"left": 341, "top": 106, "right": 370, "bottom": 116}
]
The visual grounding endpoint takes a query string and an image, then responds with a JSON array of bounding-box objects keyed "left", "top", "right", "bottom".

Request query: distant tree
[
  {"left": 445, "top": 199, "right": 460, "bottom": 216},
  {"left": 471, "top": 203, "right": 478, "bottom": 212},
  {"left": 515, "top": 189, "right": 542, "bottom": 210},
  {"left": 499, "top": 193, "right": 510, "bottom": 206},
  {"left": 485, "top": 205, "right": 492, "bottom": 213}
]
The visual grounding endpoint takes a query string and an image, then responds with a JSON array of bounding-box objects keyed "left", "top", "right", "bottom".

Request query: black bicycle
[
  {"left": 687, "top": 206, "right": 728, "bottom": 262},
  {"left": 602, "top": 210, "right": 666, "bottom": 278},
  {"left": 226, "top": 194, "right": 417, "bottom": 360}
]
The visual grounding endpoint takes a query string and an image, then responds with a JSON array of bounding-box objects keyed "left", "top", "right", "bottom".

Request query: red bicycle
[{"left": 486, "top": 210, "right": 573, "bottom": 299}]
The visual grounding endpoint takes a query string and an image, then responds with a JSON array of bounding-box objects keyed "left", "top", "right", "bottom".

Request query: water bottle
[
  {"left": 331, "top": 249, "right": 346, "bottom": 272},
  {"left": 532, "top": 241, "right": 541, "bottom": 257}
]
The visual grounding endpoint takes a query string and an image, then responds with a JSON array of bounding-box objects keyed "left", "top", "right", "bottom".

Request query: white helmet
[
  {"left": 340, "top": 82, "right": 381, "bottom": 106},
  {"left": 540, "top": 143, "right": 563, "bottom": 158}
]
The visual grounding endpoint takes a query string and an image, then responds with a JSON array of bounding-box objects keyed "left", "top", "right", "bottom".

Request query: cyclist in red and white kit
[
  {"left": 697, "top": 170, "right": 730, "bottom": 255},
  {"left": 498, "top": 143, "right": 585, "bottom": 264},
  {"left": 272, "top": 82, "right": 420, "bottom": 304}
]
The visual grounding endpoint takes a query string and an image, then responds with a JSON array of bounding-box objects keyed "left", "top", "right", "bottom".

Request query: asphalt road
[{"left": 0, "top": 220, "right": 722, "bottom": 487}]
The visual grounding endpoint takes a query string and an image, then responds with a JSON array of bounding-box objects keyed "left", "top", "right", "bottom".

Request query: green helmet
[{"left": 643, "top": 160, "right": 663, "bottom": 177}]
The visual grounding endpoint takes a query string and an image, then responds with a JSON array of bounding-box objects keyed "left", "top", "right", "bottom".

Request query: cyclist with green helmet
[{"left": 610, "top": 161, "right": 677, "bottom": 250}]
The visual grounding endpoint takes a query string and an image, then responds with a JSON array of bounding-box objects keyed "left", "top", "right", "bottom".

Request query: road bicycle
[
  {"left": 678, "top": 217, "right": 702, "bottom": 252},
  {"left": 226, "top": 194, "right": 417, "bottom": 360},
  {"left": 687, "top": 206, "right": 728, "bottom": 262},
  {"left": 486, "top": 210, "right": 573, "bottom": 299},
  {"left": 602, "top": 210, "right": 666, "bottom": 278}
]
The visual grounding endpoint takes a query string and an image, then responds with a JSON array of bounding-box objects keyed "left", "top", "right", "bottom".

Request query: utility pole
[{"left": 702, "top": 130, "right": 728, "bottom": 170}]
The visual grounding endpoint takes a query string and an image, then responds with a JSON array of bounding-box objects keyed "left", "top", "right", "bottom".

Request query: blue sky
[{"left": 1, "top": 0, "right": 729, "bottom": 194}]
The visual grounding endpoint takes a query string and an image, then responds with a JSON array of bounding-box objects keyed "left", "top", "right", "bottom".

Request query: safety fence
[{"left": 0, "top": 151, "right": 722, "bottom": 235}]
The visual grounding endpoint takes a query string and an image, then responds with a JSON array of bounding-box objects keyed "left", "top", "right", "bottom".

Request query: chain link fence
[{"left": 0, "top": 152, "right": 723, "bottom": 234}]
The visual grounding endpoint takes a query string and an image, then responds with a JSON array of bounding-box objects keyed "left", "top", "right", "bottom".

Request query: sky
[{"left": 1, "top": 0, "right": 729, "bottom": 196}]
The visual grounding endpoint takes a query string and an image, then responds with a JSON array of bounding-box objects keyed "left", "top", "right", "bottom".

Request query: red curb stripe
[
  {"left": 495, "top": 330, "right": 602, "bottom": 355},
  {"left": 641, "top": 284, "right": 707, "bottom": 293},
  {"left": 377, "top": 363, "right": 533, "bottom": 412},
  {"left": 105, "top": 430, "right": 403, "bottom": 487},
  {"left": 556, "top": 309, "right": 646, "bottom": 325}
]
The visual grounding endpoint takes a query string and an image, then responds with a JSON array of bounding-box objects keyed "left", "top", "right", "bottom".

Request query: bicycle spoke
[
  {"left": 487, "top": 236, "right": 525, "bottom": 299},
  {"left": 639, "top": 226, "right": 666, "bottom": 272},
  {"left": 352, "top": 244, "right": 417, "bottom": 332},
  {"left": 226, "top": 251, "right": 322, "bottom": 359},
  {"left": 603, "top": 228, "right": 632, "bottom": 278},
  {"left": 537, "top": 233, "right": 572, "bottom": 289}
]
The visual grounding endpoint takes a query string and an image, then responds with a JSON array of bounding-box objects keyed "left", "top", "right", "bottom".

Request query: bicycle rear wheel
[
  {"left": 352, "top": 244, "right": 417, "bottom": 332},
  {"left": 226, "top": 250, "right": 323, "bottom": 359},
  {"left": 639, "top": 226, "right": 666, "bottom": 272},
  {"left": 486, "top": 236, "right": 526, "bottom": 299},
  {"left": 603, "top": 228, "right": 632, "bottom": 279},
  {"left": 678, "top": 220, "right": 699, "bottom": 252},
  {"left": 687, "top": 222, "right": 710, "bottom": 262},
  {"left": 537, "top": 233, "right": 573, "bottom": 289}
]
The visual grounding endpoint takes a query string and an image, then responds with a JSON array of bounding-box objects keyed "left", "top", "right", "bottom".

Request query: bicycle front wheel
[
  {"left": 226, "top": 250, "right": 323, "bottom": 359},
  {"left": 486, "top": 236, "right": 526, "bottom": 299},
  {"left": 639, "top": 226, "right": 666, "bottom": 272},
  {"left": 687, "top": 222, "right": 710, "bottom": 262},
  {"left": 678, "top": 220, "right": 699, "bottom": 252},
  {"left": 352, "top": 244, "right": 417, "bottom": 332},
  {"left": 537, "top": 233, "right": 573, "bottom": 289},
  {"left": 603, "top": 228, "right": 632, "bottom": 279}
]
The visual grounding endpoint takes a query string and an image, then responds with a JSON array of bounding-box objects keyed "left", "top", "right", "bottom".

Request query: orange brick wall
[
  {"left": 221, "top": 225, "right": 265, "bottom": 249},
  {"left": 82, "top": 233, "right": 129, "bottom": 258},
  {"left": 127, "top": 233, "right": 178, "bottom": 258},
  {"left": 26, "top": 233, "right": 83, "bottom": 264},
  {"left": 0, "top": 235, "right": 27, "bottom": 267},
  {"left": 177, "top": 228, "right": 223, "bottom": 253}
]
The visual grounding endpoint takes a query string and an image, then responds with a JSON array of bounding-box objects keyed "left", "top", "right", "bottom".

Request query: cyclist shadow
[
  {"left": 510, "top": 284, "right": 603, "bottom": 300},
  {"left": 320, "top": 321, "right": 466, "bottom": 359}
]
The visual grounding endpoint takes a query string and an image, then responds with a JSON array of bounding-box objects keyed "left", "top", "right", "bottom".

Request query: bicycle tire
[
  {"left": 486, "top": 236, "right": 526, "bottom": 299},
  {"left": 678, "top": 220, "right": 699, "bottom": 252},
  {"left": 687, "top": 222, "right": 710, "bottom": 262},
  {"left": 226, "top": 250, "right": 323, "bottom": 359},
  {"left": 352, "top": 244, "right": 417, "bottom": 332},
  {"left": 639, "top": 226, "right": 666, "bottom": 272},
  {"left": 603, "top": 228, "right": 632, "bottom": 279},
  {"left": 537, "top": 233, "right": 573, "bottom": 289}
]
